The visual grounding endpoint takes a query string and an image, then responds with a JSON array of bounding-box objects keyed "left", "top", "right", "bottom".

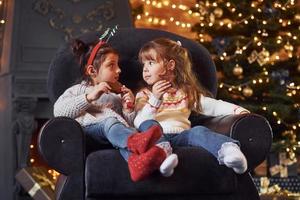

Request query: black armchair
[{"left": 38, "top": 28, "right": 273, "bottom": 200}]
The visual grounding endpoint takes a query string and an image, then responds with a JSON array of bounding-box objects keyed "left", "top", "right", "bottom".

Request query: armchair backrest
[{"left": 47, "top": 28, "right": 217, "bottom": 103}]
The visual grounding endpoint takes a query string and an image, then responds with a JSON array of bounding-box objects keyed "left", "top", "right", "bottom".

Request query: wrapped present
[
  {"left": 260, "top": 194, "right": 300, "bottom": 200},
  {"left": 253, "top": 177, "right": 300, "bottom": 200},
  {"left": 15, "top": 167, "right": 55, "bottom": 200},
  {"left": 253, "top": 177, "right": 300, "bottom": 193},
  {"left": 268, "top": 151, "right": 298, "bottom": 177}
]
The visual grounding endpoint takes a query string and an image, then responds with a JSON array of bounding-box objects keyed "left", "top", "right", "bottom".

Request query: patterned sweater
[
  {"left": 134, "top": 88, "right": 249, "bottom": 134},
  {"left": 53, "top": 81, "right": 135, "bottom": 127}
]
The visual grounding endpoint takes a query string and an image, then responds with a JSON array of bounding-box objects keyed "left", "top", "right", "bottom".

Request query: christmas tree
[
  {"left": 130, "top": 0, "right": 300, "bottom": 159},
  {"left": 190, "top": 0, "right": 300, "bottom": 159}
]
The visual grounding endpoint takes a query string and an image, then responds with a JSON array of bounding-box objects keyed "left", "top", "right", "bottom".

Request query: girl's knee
[
  {"left": 191, "top": 126, "right": 209, "bottom": 132},
  {"left": 104, "top": 117, "right": 121, "bottom": 131},
  {"left": 139, "top": 119, "right": 161, "bottom": 131}
]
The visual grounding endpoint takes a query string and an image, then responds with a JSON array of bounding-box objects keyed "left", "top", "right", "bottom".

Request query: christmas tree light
[{"left": 130, "top": 0, "right": 300, "bottom": 160}]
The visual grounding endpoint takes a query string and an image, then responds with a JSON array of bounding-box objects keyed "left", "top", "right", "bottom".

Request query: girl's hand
[
  {"left": 86, "top": 82, "right": 111, "bottom": 102},
  {"left": 121, "top": 85, "right": 135, "bottom": 112},
  {"left": 152, "top": 80, "right": 172, "bottom": 99}
]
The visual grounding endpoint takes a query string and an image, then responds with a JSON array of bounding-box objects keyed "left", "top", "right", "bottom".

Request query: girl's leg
[
  {"left": 170, "top": 126, "right": 247, "bottom": 174},
  {"left": 103, "top": 117, "right": 162, "bottom": 154},
  {"left": 170, "top": 125, "right": 237, "bottom": 157},
  {"left": 138, "top": 120, "right": 179, "bottom": 177},
  {"left": 84, "top": 118, "right": 132, "bottom": 161},
  {"left": 83, "top": 121, "right": 109, "bottom": 144},
  {"left": 138, "top": 119, "right": 161, "bottom": 132},
  {"left": 102, "top": 117, "right": 135, "bottom": 149},
  {"left": 119, "top": 148, "right": 130, "bottom": 161}
]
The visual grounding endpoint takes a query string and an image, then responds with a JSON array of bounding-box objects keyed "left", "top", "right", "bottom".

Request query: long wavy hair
[{"left": 139, "top": 38, "right": 211, "bottom": 113}]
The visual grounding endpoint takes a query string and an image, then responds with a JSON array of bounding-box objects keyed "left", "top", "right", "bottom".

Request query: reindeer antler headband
[{"left": 87, "top": 25, "right": 118, "bottom": 66}]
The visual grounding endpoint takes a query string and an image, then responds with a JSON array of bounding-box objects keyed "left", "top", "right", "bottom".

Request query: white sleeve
[
  {"left": 133, "top": 94, "right": 162, "bottom": 128},
  {"left": 53, "top": 85, "right": 90, "bottom": 118},
  {"left": 200, "top": 95, "right": 250, "bottom": 116}
]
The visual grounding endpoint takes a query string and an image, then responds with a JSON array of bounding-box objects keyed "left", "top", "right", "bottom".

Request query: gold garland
[
  {"left": 31, "top": 168, "right": 55, "bottom": 191},
  {"left": 260, "top": 177, "right": 300, "bottom": 198}
]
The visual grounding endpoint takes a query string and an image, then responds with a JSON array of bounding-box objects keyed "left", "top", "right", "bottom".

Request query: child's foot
[
  {"left": 217, "top": 142, "right": 247, "bottom": 174},
  {"left": 128, "top": 146, "right": 166, "bottom": 182},
  {"left": 127, "top": 125, "right": 162, "bottom": 154},
  {"left": 159, "top": 154, "right": 178, "bottom": 177},
  {"left": 156, "top": 142, "right": 178, "bottom": 177}
]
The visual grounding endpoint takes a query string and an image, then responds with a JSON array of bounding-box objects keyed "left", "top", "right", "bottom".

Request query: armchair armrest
[
  {"left": 190, "top": 113, "right": 273, "bottom": 171},
  {"left": 38, "top": 117, "right": 85, "bottom": 200}
]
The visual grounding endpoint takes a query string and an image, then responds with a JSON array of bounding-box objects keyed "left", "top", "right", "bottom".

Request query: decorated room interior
[
  {"left": 129, "top": 0, "right": 300, "bottom": 198},
  {"left": 0, "top": 0, "right": 299, "bottom": 200}
]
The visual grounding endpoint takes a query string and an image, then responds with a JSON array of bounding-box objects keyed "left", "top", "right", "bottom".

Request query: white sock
[
  {"left": 217, "top": 142, "right": 248, "bottom": 174},
  {"left": 156, "top": 142, "right": 179, "bottom": 177},
  {"left": 159, "top": 154, "right": 178, "bottom": 177}
]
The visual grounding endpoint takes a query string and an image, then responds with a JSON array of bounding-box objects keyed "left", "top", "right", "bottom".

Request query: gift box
[
  {"left": 267, "top": 151, "right": 298, "bottom": 177},
  {"left": 15, "top": 167, "right": 55, "bottom": 200},
  {"left": 260, "top": 194, "right": 300, "bottom": 200},
  {"left": 253, "top": 177, "right": 300, "bottom": 193}
]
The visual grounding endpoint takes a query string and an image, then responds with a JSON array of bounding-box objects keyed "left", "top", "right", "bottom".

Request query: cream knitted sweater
[
  {"left": 134, "top": 88, "right": 249, "bottom": 134},
  {"left": 53, "top": 81, "right": 135, "bottom": 127}
]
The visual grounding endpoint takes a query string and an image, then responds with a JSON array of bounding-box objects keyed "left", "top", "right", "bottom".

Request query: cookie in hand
[{"left": 107, "top": 81, "right": 123, "bottom": 94}]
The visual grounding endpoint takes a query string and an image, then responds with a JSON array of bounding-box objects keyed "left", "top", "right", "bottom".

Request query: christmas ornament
[
  {"left": 248, "top": 50, "right": 259, "bottom": 64},
  {"left": 271, "top": 70, "right": 289, "bottom": 85},
  {"left": 212, "top": 37, "right": 232, "bottom": 55},
  {"left": 243, "top": 87, "right": 253, "bottom": 97},
  {"left": 278, "top": 48, "right": 290, "bottom": 61},
  {"left": 263, "top": 2, "right": 279, "bottom": 18},
  {"left": 213, "top": 8, "right": 223, "bottom": 18},
  {"left": 233, "top": 64, "right": 243, "bottom": 76},
  {"left": 257, "top": 48, "right": 270, "bottom": 66}
]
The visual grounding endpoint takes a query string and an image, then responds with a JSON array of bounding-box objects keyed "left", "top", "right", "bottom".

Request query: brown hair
[
  {"left": 139, "top": 38, "right": 211, "bottom": 113},
  {"left": 71, "top": 39, "right": 118, "bottom": 84}
]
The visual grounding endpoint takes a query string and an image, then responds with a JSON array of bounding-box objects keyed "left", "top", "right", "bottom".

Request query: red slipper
[
  {"left": 127, "top": 125, "right": 162, "bottom": 154},
  {"left": 128, "top": 146, "right": 166, "bottom": 182}
]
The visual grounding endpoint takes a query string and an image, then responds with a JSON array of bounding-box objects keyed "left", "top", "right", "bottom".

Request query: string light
[
  {"left": 218, "top": 71, "right": 269, "bottom": 93},
  {"left": 260, "top": 107, "right": 300, "bottom": 132},
  {"left": 134, "top": 1, "right": 199, "bottom": 32}
]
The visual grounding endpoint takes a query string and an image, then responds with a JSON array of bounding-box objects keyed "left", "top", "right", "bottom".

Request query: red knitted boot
[
  {"left": 127, "top": 125, "right": 162, "bottom": 154},
  {"left": 128, "top": 146, "right": 166, "bottom": 182}
]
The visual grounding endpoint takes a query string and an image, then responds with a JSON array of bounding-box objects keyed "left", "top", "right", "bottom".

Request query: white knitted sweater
[
  {"left": 53, "top": 81, "right": 135, "bottom": 127},
  {"left": 134, "top": 88, "right": 249, "bottom": 134}
]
